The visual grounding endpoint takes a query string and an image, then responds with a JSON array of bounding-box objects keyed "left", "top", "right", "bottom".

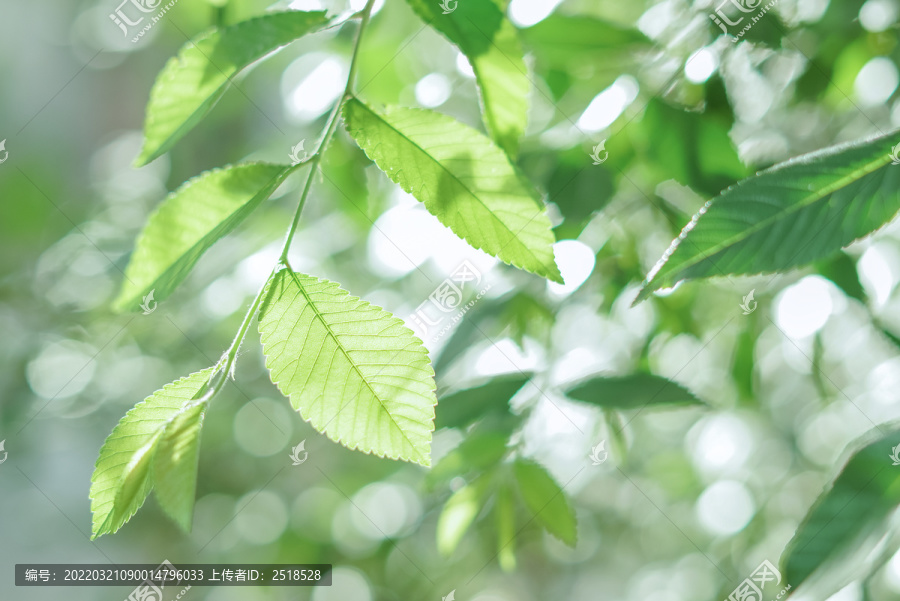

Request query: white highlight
[
  {"left": 685, "top": 48, "right": 719, "bottom": 84},
  {"left": 696, "top": 480, "right": 755, "bottom": 535},
  {"left": 509, "top": 0, "right": 564, "bottom": 28},
  {"left": 577, "top": 76, "right": 639, "bottom": 133},
  {"left": 775, "top": 276, "right": 834, "bottom": 339},
  {"left": 855, "top": 57, "right": 900, "bottom": 107}
]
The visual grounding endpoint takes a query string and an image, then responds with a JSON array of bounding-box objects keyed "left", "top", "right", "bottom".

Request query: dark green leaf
[
  {"left": 781, "top": 422, "right": 900, "bottom": 589},
  {"left": 638, "top": 130, "right": 900, "bottom": 301},
  {"left": 566, "top": 373, "right": 704, "bottom": 410},
  {"left": 436, "top": 375, "right": 531, "bottom": 430}
]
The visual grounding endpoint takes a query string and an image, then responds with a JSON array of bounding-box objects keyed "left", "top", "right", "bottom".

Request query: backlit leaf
[
  {"left": 136, "top": 11, "right": 330, "bottom": 165},
  {"left": 114, "top": 163, "right": 292, "bottom": 313},
  {"left": 90, "top": 367, "right": 214, "bottom": 538},
  {"left": 405, "top": 0, "right": 529, "bottom": 156},
  {"left": 258, "top": 269, "right": 437, "bottom": 466},
  {"left": 344, "top": 98, "right": 562, "bottom": 282}
]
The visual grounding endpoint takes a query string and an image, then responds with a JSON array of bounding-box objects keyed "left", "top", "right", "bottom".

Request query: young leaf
[
  {"left": 90, "top": 368, "right": 214, "bottom": 539},
  {"left": 513, "top": 459, "right": 577, "bottom": 546},
  {"left": 136, "top": 10, "right": 330, "bottom": 165},
  {"left": 566, "top": 373, "right": 704, "bottom": 410},
  {"left": 344, "top": 98, "right": 562, "bottom": 282},
  {"left": 436, "top": 375, "right": 532, "bottom": 430},
  {"left": 437, "top": 476, "right": 490, "bottom": 556},
  {"left": 152, "top": 402, "right": 207, "bottom": 532},
  {"left": 114, "top": 163, "right": 292, "bottom": 313},
  {"left": 781, "top": 422, "right": 900, "bottom": 590},
  {"left": 637, "top": 131, "right": 900, "bottom": 302},
  {"left": 405, "top": 0, "right": 529, "bottom": 156},
  {"left": 258, "top": 270, "right": 437, "bottom": 466}
]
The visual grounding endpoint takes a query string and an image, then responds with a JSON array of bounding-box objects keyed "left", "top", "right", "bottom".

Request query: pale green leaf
[
  {"left": 136, "top": 10, "right": 330, "bottom": 165},
  {"left": 90, "top": 368, "right": 214, "bottom": 539},
  {"left": 637, "top": 130, "right": 900, "bottom": 302},
  {"left": 513, "top": 458, "right": 577, "bottom": 546},
  {"left": 152, "top": 402, "right": 207, "bottom": 533},
  {"left": 566, "top": 373, "right": 704, "bottom": 410},
  {"left": 114, "top": 163, "right": 292, "bottom": 313},
  {"left": 437, "top": 476, "right": 489, "bottom": 556},
  {"left": 344, "top": 98, "right": 562, "bottom": 282},
  {"left": 405, "top": 0, "right": 529, "bottom": 156},
  {"left": 258, "top": 270, "right": 437, "bottom": 466},
  {"left": 781, "top": 421, "right": 900, "bottom": 590}
]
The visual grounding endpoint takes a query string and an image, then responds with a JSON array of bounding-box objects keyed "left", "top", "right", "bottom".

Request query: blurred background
[{"left": 2, "top": 0, "right": 900, "bottom": 599}]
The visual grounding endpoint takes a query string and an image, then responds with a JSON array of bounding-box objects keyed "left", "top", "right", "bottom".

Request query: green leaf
[
  {"left": 639, "top": 100, "right": 748, "bottom": 198},
  {"left": 437, "top": 476, "right": 489, "bottom": 556},
  {"left": 90, "top": 368, "right": 214, "bottom": 539},
  {"left": 816, "top": 251, "right": 865, "bottom": 303},
  {"left": 513, "top": 459, "right": 576, "bottom": 546},
  {"left": 136, "top": 11, "right": 330, "bottom": 165},
  {"left": 258, "top": 269, "right": 437, "bottom": 466},
  {"left": 566, "top": 373, "right": 704, "bottom": 410},
  {"left": 344, "top": 98, "right": 562, "bottom": 282},
  {"left": 427, "top": 430, "right": 509, "bottom": 489},
  {"left": 520, "top": 14, "right": 650, "bottom": 66},
  {"left": 436, "top": 375, "right": 531, "bottom": 430},
  {"left": 781, "top": 422, "right": 900, "bottom": 589},
  {"left": 114, "top": 163, "right": 292, "bottom": 313},
  {"left": 152, "top": 402, "right": 207, "bottom": 533},
  {"left": 520, "top": 14, "right": 650, "bottom": 100},
  {"left": 637, "top": 130, "right": 900, "bottom": 302},
  {"left": 405, "top": 0, "right": 529, "bottom": 156}
]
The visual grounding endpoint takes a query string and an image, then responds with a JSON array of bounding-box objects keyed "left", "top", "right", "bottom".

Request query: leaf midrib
[
  {"left": 280, "top": 271, "right": 426, "bottom": 462},
  {"left": 661, "top": 151, "right": 894, "bottom": 280}
]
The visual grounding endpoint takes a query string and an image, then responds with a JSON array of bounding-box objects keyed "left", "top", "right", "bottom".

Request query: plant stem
[
  {"left": 279, "top": 0, "right": 377, "bottom": 262},
  {"left": 210, "top": 0, "right": 378, "bottom": 392}
]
